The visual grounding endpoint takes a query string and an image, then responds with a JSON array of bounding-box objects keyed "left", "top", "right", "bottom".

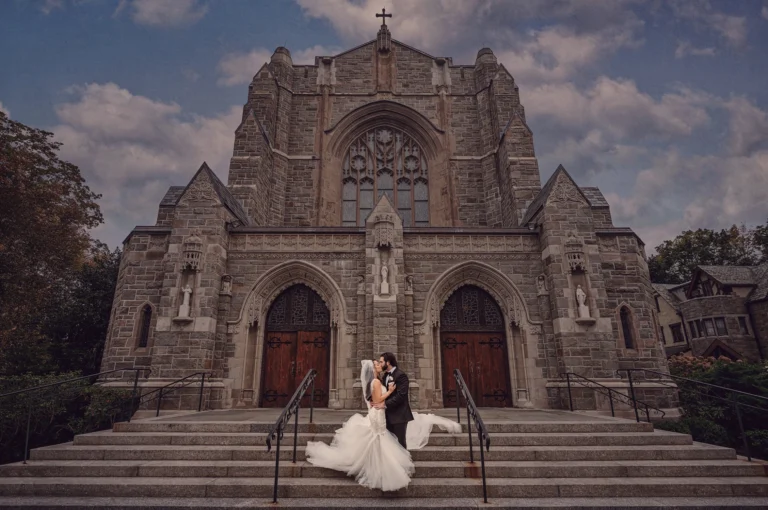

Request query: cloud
[
  {"left": 115, "top": 0, "right": 208, "bottom": 28},
  {"left": 51, "top": 83, "right": 240, "bottom": 247},
  {"left": 217, "top": 49, "right": 273, "bottom": 86},
  {"left": 217, "top": 45, "right": 343, "bottom": 86},
  {"left": 39, "top": 0, "right": 64, "bottom": 14},
  {"left": 763, "top": 5, "right": 768, "bottom": 20},
  {"left": 671, "top": 0, "right": 748, "bottom": 48},
  {"left": 674, "top": 41, "right": 716, "bottom": 58},
  {"left": 0, "top": 101, "right": 9, "bottom": 117},
  {"left": 723, "top": 97, "right": 768, "bottom": 156}
]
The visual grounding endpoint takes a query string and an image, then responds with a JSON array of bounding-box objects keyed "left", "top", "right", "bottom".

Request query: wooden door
[
  {"left": 472, "top": 335, "right": 513, "bottom": 407},
  {"left": 260, "top": 284, "right": 332, "bottom": 408},
  {"left": 439, "top": 285, "right": 513, "bottom": 408},
  {"left": 440, "top": 333, "right": 473, "bottom": 407},
  {"left": 260, "top": 332, "right": 297, "bottom": 408},
  {"left": 296, "top": 331, "right": 330, "bottom": 407}
]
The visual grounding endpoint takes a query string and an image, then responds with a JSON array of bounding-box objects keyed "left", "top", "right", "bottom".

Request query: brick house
[
  {"left": 99, "top": 22, "right": 677, "bottom": 413},
  {"left": 653, "top": 264, "right": 768, "bottom": 361}
]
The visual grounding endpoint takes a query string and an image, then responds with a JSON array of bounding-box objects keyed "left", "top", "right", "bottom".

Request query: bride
[{"left": 305, "top": 359, "right": 461, "bottom": 491}]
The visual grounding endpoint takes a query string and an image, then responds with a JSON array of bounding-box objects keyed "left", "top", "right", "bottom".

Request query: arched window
[
  {"left": 619, "top": 306, "right": 634, "bottom": 349},
  {"left": 137, "top": 304, "right": 152, "bottom": 348},
  {"left": 341, "top": 127, "right": 429, "bottom": 227}
]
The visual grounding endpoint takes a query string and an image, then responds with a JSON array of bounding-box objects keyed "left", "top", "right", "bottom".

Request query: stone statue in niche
[
  {"left": 179, "top": 285, "right": 193, "bottom": 318},
  {"left": 405, "top": 275, "right": 413, "bottom": 292},
  {"left": 380, "top": 264, "right": 390, "bottom": 295},
  {"left": 357, "top": 274, "right": 365, "bottom": 294},
  {"left": 575, "top": 285, "right": 590, "bottom": 318},
  {"left": 220, "top": 276, "right": 232, "bottom": 295},
  {"left": 536, "top": 275, "right": 547, "bottom": 295}
]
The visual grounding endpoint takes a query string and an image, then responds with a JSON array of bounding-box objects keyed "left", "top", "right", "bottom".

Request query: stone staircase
[{"left": 1, "top": 410, "right": 767, "bottom": 508}]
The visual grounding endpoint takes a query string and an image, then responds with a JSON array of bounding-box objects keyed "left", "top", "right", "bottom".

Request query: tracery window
[
  {"left": 440, "top": 286, "right": 504, "bottom": 332},
  {"left": 342, "top": 127, "right": 429, "bottom": 227}
]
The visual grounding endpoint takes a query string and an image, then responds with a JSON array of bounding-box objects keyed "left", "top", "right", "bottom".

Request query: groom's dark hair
[{"left": 380, "top": 352, "right": 398, "bottom": 368}]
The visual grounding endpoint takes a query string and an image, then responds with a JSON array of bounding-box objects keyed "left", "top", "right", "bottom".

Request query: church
[{"left": 100, "top": 16, "right": 677, "bottom": 414}]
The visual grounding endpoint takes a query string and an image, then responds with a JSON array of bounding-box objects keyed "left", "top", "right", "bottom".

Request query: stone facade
[
  {"left": 652, "top": 264, "right": 768, "bottom": 362},
  {"left": 100, "top": 24, "right": 676, "bottom": 414}
]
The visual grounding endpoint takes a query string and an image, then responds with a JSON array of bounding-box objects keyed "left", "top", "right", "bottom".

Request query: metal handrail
[
  {"left": 265, "top": 369, "right": 317, "bottom": 504},
  {"left": 621, "top": 368, "right": 768, "bottom": 461},
  {"left": 134, "top": 372, "right": 209, "bottom": 417},
  {"left": 561, "top": 372, "right": 666, "bottom": 422},
  {"left": 453, "top": 369, "right": 490, "bottom": 504},
  {"left": 0, "top": 368, "right": 147, "bottom": 464}
]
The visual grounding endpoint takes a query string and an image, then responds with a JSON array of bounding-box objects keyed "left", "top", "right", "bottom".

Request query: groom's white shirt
[{"left": 383, "top": 366, "right": 396, "bottom": 408}]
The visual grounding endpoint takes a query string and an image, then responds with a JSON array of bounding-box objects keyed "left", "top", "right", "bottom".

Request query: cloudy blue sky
[{"left": 1, "top": 0, "right": 767, "bottom": 251}]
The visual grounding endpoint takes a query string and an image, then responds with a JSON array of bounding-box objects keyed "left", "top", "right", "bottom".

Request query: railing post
[
  {"left": 456, "top": 387, "right": 461, "bottom": 424},
  {"left": 608, "top": 388, "right": 615, "bottom": 417},
  {"left": 309, "top": 375, "right": 315, "bottom": 424},
  {"left": 156, "top": 388, "right": 163, "bottom": 417},
  {"left": 466, "top": 405, "right": 474, "bottom": 464},
  {"left": 128, "top": 370, "right": 139, "bottom": 423},
  {"left": 566, "top": 373, "right": 573, "bottom": 412},
  {"left": 626, "top": 370, "right": 640, "bottom": 422},
  {"left": 732, "top": 393, "right": 751, "bottom": 461},
  {"left": 292, "top": 404, "right": 300, "bottom": 464},
  {"left": 479, "top": 430, "right": 488, "bottom": 504},
  {"left": 197, "top": 373, "right": 205, "bottom": 412},
  {"left": 23, "top": 399, "right": 32, "bottom": 464},
  {"left": 644, "top": 404, "right": 650, "bottom": 423},
  {"left": 273, "top": 428, "right": 281, "bottom": 503}
]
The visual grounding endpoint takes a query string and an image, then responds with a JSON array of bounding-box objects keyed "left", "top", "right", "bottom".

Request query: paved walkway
[{"left": 150, "top": 408, "right": 615, "bottom": 423}]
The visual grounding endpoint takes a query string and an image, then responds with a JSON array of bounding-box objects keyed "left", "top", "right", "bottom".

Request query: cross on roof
[{"left": 376, "top": 8, "right": 392, "bottom": 26}]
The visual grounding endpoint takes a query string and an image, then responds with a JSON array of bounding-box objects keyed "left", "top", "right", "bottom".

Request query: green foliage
[
  {"left": 647, "top": 222, "right": 768, "bottom": 284},
  {"left": 0, "top": 372, "right": 134, "bottom": 464},
  {"left": 656, "top": 356, "right": 768, "bottom": 459}
]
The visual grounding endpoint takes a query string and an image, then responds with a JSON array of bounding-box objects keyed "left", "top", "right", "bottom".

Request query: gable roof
[
  {"left": 521, "top": 165, "right": 590, "bottom": 225},
  {"left": 580, "top": 187, "right": 610, "bottom": 208},
  {"left": 160, "top": 186, "right": 186, "bottom": 206},
  {"left": 652, "top": 283, "right": 682, "bottom": 309},
  {"left": 178, "top": 163, "right": 251, "bottom": 226},
  {"left": 688, "top": 263, "right": 768, "bottom": 302}
]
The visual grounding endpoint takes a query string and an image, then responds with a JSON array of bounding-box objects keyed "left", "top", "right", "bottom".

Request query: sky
[{"left": 1, "top": 0, "right": 767, "bottom": 252}]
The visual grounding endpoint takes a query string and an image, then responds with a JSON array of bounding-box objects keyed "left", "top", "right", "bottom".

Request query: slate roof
[
  {"left": 160, "top": 186, "right": 186, "bottom": 206},
  {"left": 652, "top": 283, "right": 683, "bottom": 309},
  {"left": 521, "top": 166, "right": 606, "bottom": 225},
  {"left": 164, "top": 163, "right": 252, "bottom": 227},
  {"left": 693, "top": 263, "right": 768, "bottom": 303},
  {"left": 580, "top": 187, "right": 610, "bottom": 207}
]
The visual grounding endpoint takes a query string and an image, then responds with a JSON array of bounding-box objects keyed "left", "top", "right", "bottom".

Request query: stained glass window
[
  {"left": 342, "top": 127, "right": 428, "bottom": 226},
  {"left": 440, "top": 286, "right": 504, "bottom": 331},
  {"left": 266, "top": 285, "right": 330, "bottom": 332}
]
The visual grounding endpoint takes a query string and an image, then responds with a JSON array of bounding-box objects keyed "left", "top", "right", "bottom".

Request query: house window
[
  {"left": 703, "top": 318, "right": 716, "bottom": 336},
  {"left": 138, "top": 304, "right": 152, "bottom": 348},
  {"left": 714, "top": 317, "right": 727, "bottom": 336},
  {"left": 688, "top": 321, "right": 698, "bottom": 339},
  {"left": 738, "top": 316, "right": 749, "bottom": 335},
  {"left": 620, "top": 306, "right": 635, "bottom": 349},
  {"left": 670, "top": 323, "right": 685, "bottom": 344},
  {"left": 341, "top": 127, "right": 429, "bottom": 227}
]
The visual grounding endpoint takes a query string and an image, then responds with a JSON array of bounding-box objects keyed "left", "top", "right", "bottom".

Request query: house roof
[
  {"left": 160, "top": 186, "right": 186, "bottom": 206},
  {"left": 689, "top": 263, "right": 768, "bottom": 302},
  {"left": 580, "top": 187, "right": 610, "bottom": 208},
  {"left": 652, "top": 283, "right": 682, "bottom": 309}
]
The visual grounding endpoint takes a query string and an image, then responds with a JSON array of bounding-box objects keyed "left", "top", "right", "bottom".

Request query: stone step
[
  {"left": 1, "top": 476, "right": 767, "bottom": 498},
  {"left": 73, "top": 431, "right": 691, "bottom": 447},
  {"left": 28, "top": 444, "right": 737, "bottom": 462},
  {"left": 112, "top": 421, "right": 655, "bottom": 435},
  {"left": 2, "top": 460, "right": 763, "bottom": 479},
  {"left": 3, "top": 496, "right": 768, "bottom": 509}
]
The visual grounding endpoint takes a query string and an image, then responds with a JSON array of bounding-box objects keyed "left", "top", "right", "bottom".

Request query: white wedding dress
[{"left": 304, "top": 361, "right": 462, "bottom": 491}]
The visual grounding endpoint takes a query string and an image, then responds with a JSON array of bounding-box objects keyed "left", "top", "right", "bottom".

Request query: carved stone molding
[
  {"left": 229, "top": 252, "right": 365, "bottom": 261},
  {"left": 179, "top": 172, "right": 217, "bottom": 205},
  {"left": 419, "top": 261, "right": 544, "bottom": 334},
  {"left": 373, "top": 215, "right": 396, "bottom": 249},
  {"left": 345, "top": 324, "right": 358, "bottom": 335},
  {"left": 564, "top": 232, "right": 587, "bottom": 273},
  {"left": 548, "top": 173, "right": 586, "bottom": 205},
  {"left": 229, "top": 234, "right": 365, "bottom": 253},
  {"left": 404, "top": 235, "right": 538, "bottom": 253},
  {"left": 230, "top": 260, "right": 349, "bottom": 331},
  {"left": 405, "top": 253, "right": 538, "bottom": 261}
]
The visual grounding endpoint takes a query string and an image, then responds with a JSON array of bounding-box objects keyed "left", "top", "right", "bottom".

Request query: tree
[
  {"left": 648, "top": 223, "right": 766, "bottom": 284},
  {"left": 0, "top": 112, "right": 103, "bottom": 376}
]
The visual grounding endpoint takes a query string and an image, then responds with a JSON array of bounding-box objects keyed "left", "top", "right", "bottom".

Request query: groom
[{"left": 373, "top": 352, "right": 414, "bottom": 449}]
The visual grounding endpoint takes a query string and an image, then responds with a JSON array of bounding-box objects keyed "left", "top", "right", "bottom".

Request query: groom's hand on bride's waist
[{"left": 372, "top": 402, "right": 386, "bottom": 409}]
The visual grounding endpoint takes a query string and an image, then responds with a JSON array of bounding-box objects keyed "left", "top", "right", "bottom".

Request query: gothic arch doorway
[
  {"left": 260, "top": 284, "right": 331, "bottom": 408},
  {"left": 440, "top": 285, "right": 513, "bottom": 408}
]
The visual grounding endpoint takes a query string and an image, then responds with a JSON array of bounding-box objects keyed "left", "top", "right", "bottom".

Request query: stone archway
[
  {"left": 417, "top": 261, "right": 544, "bottom": 408},
  {"left": 228, "top": 260, "right": 349, "bottom": 408}
]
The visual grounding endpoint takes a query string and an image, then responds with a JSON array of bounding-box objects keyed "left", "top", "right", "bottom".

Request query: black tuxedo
[{"left": 383, "top": 367, "right": 414, "bottom": 449}]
